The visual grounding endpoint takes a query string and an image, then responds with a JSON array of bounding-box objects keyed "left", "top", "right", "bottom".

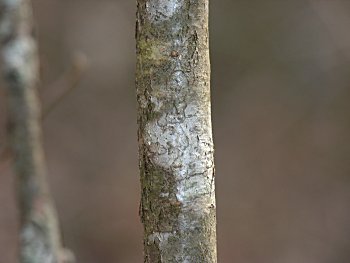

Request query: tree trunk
[
  {"left": 0, "top": 0, "right": 72, "bottom": 262},
  {"left": 136, "top": 1, "right": 217, "bottom": 262}
]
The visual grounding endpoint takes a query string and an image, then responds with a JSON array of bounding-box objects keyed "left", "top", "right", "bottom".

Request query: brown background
[{"left": 1, "top": 0, "right": 350, "bottom": 262}]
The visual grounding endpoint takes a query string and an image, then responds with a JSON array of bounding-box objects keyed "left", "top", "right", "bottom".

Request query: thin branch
[
  {"left": 0, "top": 0, "right": 74, "bottom": 262},
  {"left": 41, "top": 52, "right": 89, "bottom": 119}
]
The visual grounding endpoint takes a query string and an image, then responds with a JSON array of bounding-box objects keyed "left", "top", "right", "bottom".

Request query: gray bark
[
  {"left": 0, "top": 0, "right": 73, "bottom": 262},
  {"left": 136, "top": 0, "right": 217, "bottom": 262}
]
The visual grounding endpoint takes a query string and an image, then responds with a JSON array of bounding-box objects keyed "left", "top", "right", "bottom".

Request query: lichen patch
[{"left": 146, "top": 0, "right": 183, "bottom": 22}]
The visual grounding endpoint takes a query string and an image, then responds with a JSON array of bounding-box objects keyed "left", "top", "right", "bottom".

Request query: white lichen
[
  {"left": 21, "top": 222, "right": 55, "bottom": 263},
  {"left": 3, "top": 0, "right": 21, "bottom": 7},
  {"left": 148, "top": 232, "right": 172, "bottom": 244},
  {"left": 2, "top": 36, "right": 38, "bottom": 84},
  {"left": 145, "top": 99, "right": 215, "bottom": 210},
  {"left": 146, "top": 0, "right": 182, "bottom": 22}
]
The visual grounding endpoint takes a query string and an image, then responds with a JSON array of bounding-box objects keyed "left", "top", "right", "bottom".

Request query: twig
[
  {"left": 41, "top": 51, "right": 89, "bottom": 119},
  {"left": 0, "top": 0, "right": 74, "bottom": 262}
]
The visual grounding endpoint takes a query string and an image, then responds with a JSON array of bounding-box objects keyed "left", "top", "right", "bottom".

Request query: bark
[
  {"left": 0, "top": 0, "right": 73, "bottom": 262},
  {"left": 136, "top": 1, "right": 217, "bottom": 262}
]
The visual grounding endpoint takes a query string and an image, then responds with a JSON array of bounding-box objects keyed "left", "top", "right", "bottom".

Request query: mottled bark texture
[
  {"left": 0, "top": 0, "right": 73, "bottom": 262},
  {"left": 136, "top": 0, "right": 217, "bottom": 262}
]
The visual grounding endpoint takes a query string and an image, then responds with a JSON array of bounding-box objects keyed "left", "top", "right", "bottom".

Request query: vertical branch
[
  {"left": 136, "top": 0, "right": 217, "bottom": 262},
  {"left": 0, "top": 0, "right": 72, "bottom": 262}
]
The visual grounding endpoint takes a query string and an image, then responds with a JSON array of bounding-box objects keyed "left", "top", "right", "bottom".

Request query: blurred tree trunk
[
  {"left": 136, "top": 0, "right": 217, "bottom": 262},
  {"left": 0, "top": 0, "right": 72, "bottom": 262}
]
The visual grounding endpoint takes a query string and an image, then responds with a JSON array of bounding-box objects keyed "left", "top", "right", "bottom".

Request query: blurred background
[{"left": 1, "top": 0, "right": 350, "bottom": 262}]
